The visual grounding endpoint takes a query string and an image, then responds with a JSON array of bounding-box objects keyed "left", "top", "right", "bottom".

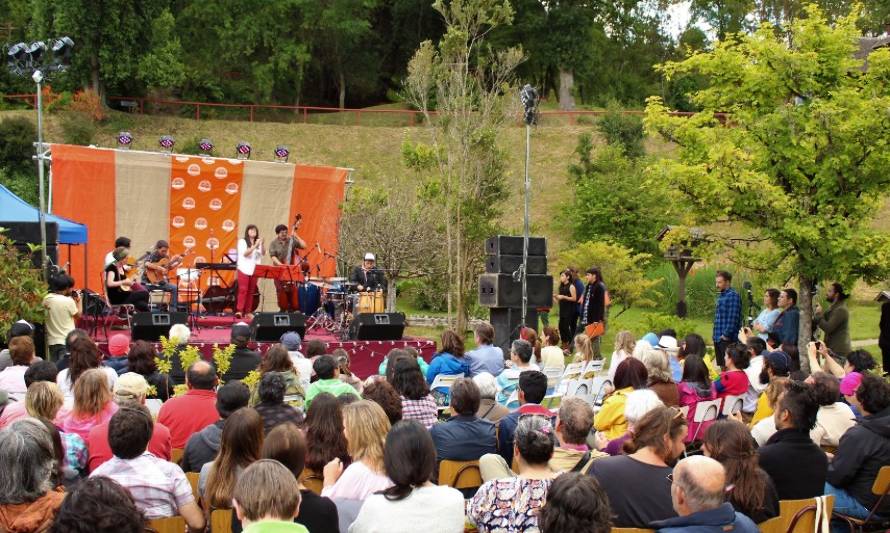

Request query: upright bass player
[{"left": 269, "top": 215, "right": 306, "bottom": 311}]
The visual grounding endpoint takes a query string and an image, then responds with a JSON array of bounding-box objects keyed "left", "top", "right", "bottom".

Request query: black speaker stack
[
  {"left": 479, "top": 236, "right": 551, "bottom": 353},
  {"left": 0, "top": 221, "right": 59, "bottom": 269},
  {"left": 349, "top": 312, "right": 406, "bottom": 341},
  {"left": 132, "top": 311, "right": 188, "bottom": 342},
  {"left": 250, "top": 312, "right": 307, "bottom": 341}
]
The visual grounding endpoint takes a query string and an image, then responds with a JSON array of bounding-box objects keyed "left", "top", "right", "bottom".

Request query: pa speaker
[
  {"left": 250, "top": 312, "right": 306, "bottom": 341},
  {"left": 132, "top": 311, "right": 188, "bottom": 342},
  {"left": 349, "top": 313, "right": 406, "bottom": 341},
  {"left": 478, "top": 274, "right": 553, "bottom": 308},
  {"left": 489, "top": 307, "right": 538, "bottom": 354},
  {"left": 485, "top": 235, "right": 546, "bottom": 257},
  {"left": 0, "top": 221, "right": 59, "bottom": 244},
  {"left": 485, "top": 254, "right": 547, "bottom": 275}
]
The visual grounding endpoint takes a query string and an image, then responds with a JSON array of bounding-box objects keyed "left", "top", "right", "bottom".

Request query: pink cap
[
  {"left": 839, "top": 372, "right": 863, "bottom": 397},
  {"left": 108, "top": 334, "right": 130, "bottom": 357}
]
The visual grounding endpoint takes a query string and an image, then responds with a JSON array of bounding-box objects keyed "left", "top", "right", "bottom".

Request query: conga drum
[{"left": 356, "top": 290, "right": 385, "bottom": 314}]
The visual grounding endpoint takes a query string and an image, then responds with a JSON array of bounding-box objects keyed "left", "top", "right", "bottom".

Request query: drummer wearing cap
[{"left": 350, "top": 253, "right": 386, "bottom": 292}]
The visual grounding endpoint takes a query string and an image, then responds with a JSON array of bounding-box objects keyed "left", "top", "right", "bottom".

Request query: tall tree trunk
[
  {"left": 798, "top": 274, "right": 816, "bottom": 374},
  {"left": 338, "top": 71, "right": 346, "bottom": 110},
  {"left": 90, "top": 53, "right": 101, "bottom": 96},
  {"left": 558, "top": 68, "right": 575, "bottom": 111}
]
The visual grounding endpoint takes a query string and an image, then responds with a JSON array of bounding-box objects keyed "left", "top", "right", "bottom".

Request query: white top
[
  {"left": 288, "top": 351, "right": 313, "bottom": 391},
  {"left": 44, "top": 293, "right": 78, "bottom": 346},
  {"left": 321, "top": 460, "right": 393, "bottom": 501},
  {"left": 57, "top": 366, "right": 119, "bottom": 399},
  {"left": 811, "top": 402, "right": 856, "bottom": 447},
  {"left": 539, "top": 346, "right": 565, "bottom": 370},
  {"left": 348, "top": 484, "right": 465, "bottom": 533},
  {"left": 609, "top": 349, "right": 632, "bottom": 381},
  {"left": 742, "top": 355, "right": 766, "bottom": 413},
  {"left": 237, "top": 238, "right": 263, "bottom": 276},
  {"left": 751, "top": 416, "right": 777, "bottom": 447},
  {"left": 104, "top": 250, "right": 116, "bottom": 267},
  {"left": 0, "top": 365, "right": 29, "bottom": 400}
]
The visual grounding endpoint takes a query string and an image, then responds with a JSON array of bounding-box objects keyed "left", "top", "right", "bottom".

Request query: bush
[
  {"left": 0, "top": 233, "right": 46, "bottom": 337},
  {"left": 397, "top": 278, "right": 447, "bottom": 313},
  {"left": 69, "top": 90, "right": 106, "bottom": 122},
  {"left": 595, "top": 101, "right": 644, "bottom": 159},
  {"left": 0, "top": 168, "right": 39, "bottom": 206},
  {"left": 60, "top": 112, "right": 97, "bottom": 146},
  {"left": 642, "top": 312, "right": 696, "bottom": 340},
  {"left": 0, "top": 116, "right": 37, "bottom": 174}
]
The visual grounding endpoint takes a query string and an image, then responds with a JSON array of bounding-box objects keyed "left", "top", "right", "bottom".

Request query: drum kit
[{"left": 305, "top": 277, "right": 385, "bottom": 336}]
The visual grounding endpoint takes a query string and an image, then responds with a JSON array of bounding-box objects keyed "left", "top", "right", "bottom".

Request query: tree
[
  {"left": 645, "top": 6, "right": 890, "bottom": 371},
  {"left": 136, "top": 9, "right": 186, "bottom": 94},
  {"left": 403, "top": 0, "right": 521, "bottom": 332},
  {"left": 689, "top": 0, "right": 754, "bottom": 41}
]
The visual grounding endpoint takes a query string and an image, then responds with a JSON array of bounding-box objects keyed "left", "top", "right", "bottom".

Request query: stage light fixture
[
  {"left": 117, "top": 131, "right": 133, "bottom": 150},
  {"left": 6, "top": 43, "right": 28, "bottom": 75},
  {"left": 159, "top": 135, "right": 175, "bottom": 153},
  {"left": 274, "top": 145, "right": 290, "bottom": 163},
  {"left": 26, "top": 41, "right": 47, "bottom": 66},
  {"left": 50, "top": 37, "right": 74, "bottom": 71},
  {"left": 199, "top": 138, "right": 214, "bottom": 155},
  {"left": 235, "top": 141, "right": 251, "bottom": 160}
]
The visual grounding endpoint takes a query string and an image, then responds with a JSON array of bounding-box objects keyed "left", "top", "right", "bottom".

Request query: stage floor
[{"left": 87, "top": 314, "right": 436, "bottom": 379}]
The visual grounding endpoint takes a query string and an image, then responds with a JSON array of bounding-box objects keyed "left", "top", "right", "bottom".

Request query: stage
[{"left": 84, "top": 314, "right": 436, "bottom": 379}]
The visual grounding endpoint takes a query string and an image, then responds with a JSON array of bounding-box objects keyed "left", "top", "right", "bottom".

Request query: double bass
[{"left": 276, "top": 214, "right": 304, "bottom": 311}]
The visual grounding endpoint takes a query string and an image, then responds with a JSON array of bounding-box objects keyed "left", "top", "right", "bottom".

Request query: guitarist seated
[
  {"left": 106, "top": 247, "right": 149, "bottom": 311},
  {"left": 142, "top": 240, "right": 186, "bottom": 311}
]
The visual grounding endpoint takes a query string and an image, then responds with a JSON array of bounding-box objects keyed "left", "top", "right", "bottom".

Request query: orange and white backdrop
[{"left": 50, "top": 144, "right": 349, "bottom": 311}]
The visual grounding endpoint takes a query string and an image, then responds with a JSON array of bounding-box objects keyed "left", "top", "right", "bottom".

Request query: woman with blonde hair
[
  {"left": 321, "top": 400, "right": 393, "bottom": 500},
  {"left": 609, "top": 331, "right": 636, "bottom": 381},
  {"left": 27, "top": 381, "right": 88, "bottom": 481},
  {"left": 55, "top": 368, "right": 118, "bottom": 440},
  {"left": 572, "top": 334, "right": 594, "bottom": 364},
  {"left": 200, "top": 407, "right": 264, "bottom": 510}
]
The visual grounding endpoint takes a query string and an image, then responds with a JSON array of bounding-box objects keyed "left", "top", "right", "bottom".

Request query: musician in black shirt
[{"left": 350, "top": 252, "right": 386, "bottom": 291}]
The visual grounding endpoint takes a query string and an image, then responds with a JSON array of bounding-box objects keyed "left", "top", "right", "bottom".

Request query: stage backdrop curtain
[
  {"left": 290, "top": 165, "right": 349, "bottom": 279},
  {"left": 116, "top": 150, "right": 171, "bottom": 260}
]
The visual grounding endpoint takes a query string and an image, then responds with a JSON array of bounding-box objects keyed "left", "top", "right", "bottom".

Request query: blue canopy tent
[{"left": 0, "top": 183, "right": 89, "bottom": 284}]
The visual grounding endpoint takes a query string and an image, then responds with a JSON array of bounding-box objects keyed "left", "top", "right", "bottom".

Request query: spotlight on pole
[
  {"left": 273, "top": 145, "right": 290, "bottom": 163},
  {"left": 6, "top": 43, "right": 28, "bottom": 76},
  {"left": 159, "top": 135, "right": 175, "bottom": 154},
  {"left": 198, "top": 138, "right": 214, "bottom": 155},
  {"left": 235, "top": 141, "right": 251, "bottom": 160},
  {"left": 519, "top": 84, "right": 539, "bottom": 126},
  {"left": 26, "top": 42, "right": 47, "bottom": 68},
  {"left": 50, "top": 37, "right": 74, "bottom": 71},
  {"left": 117, "top": 131, "right": 133, "bottom": 150}
]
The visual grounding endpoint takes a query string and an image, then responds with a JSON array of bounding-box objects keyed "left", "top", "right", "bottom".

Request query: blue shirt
[
  {"left": 430, "top": 415, "right": 497, "bottom": 462},
  {"left": 426, "top": 352, "right": 470, "bottom": 386},
  {"left": 651, "top": 502, "right": 759, "bottom": 533},
  {"left": 464, "top": 344, "right": 505, "bottom": 377},
  {"left": 713, "top": 287, "right": 742, "bottom": 343},
  {"left": 753, "top": 307, "right": 781, "bottom": 339},
  {"left": 774, "top": 306, "right": 800, "bottom": 345},
  {"left": 496, "top": 404, "right": 553, "bottom": 466}
]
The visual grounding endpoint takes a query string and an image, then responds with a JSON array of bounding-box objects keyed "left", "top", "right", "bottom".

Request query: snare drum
[{"left": 355, "top": 290, "right": 385, "bottom": 314}]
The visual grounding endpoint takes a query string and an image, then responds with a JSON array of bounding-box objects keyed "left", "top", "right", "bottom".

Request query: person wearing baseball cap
[
  {"left": 350, "top": 252, "right": 386, "bottom": 292},
  {"left": 105, "top": 334, "right": 130, "bottom": 374}
]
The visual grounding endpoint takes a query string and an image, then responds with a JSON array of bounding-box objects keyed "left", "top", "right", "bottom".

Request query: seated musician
[
  {"left": 104, "top": 236, "right": 131, "bottom": 266},
  {"left": 106, "top": 247, "right": 149, "bottom": 311},
  {"left": 350, "top": 252, "right": 386, "bottom": 292},
  {"left": 269, "top": 220, "right": 306, "bottom": 312},
  {"left": 142, "top": 240, "right": 183, "bottom": 311}
]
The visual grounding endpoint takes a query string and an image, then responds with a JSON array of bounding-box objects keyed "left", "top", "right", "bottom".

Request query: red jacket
[
  {"left": 87, "top": 419, "right": 173, "bottom": 472},
  {"left": 157, "top": 389, "right": 220, "bottom": 449}
]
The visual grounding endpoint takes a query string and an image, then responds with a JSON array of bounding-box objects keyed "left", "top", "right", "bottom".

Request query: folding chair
[
  {"left": 543, "top": 367, "right": 564, "bottom": 392},
  {"left": 766, "top": 495, "right": 834, "bottom": 533},
  {"left": 684, "top": 399, "right": 721, "bottom": 457},
  {"left": 99, "top": 272, "right": 134, "bottom": 338},
  {"left": 210, "top": 508, "right": 233, "bottom": 533},
  {"left": 542, "top": 393, "right": 563, "bottom": 410},
  {"left": 432, "top": 373, "right": 464, "bottom": 410},
  {"left": 186, "top": 472, "right": 200, "bottom": 502},
  {"left": 833, "top": 466, "right": 890, "bottom": 532},
  {"left": 171, "top": 448, "right": 185, "bottom": 465},
  {"left": 721, "top": 395, "right": 744, "bottom": 417},
  {"left": 439, "top": 460, "right": 483, "bottom": 491},
  {"left": 145, "top": 516, "right": 186, "bottom": 533}
]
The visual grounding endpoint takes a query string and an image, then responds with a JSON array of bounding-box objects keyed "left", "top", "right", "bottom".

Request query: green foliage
[
  {"left": 645, "top": 263, "right": 728, "bottom": 319},
  {"left": 642, "top": 312, "right": 698, "bottom": 341},
  {"left": 397, "top": 278, "right": 447, "bottom": 313},
  {"left": 595, "top": 101, "right": 645, "bottom": 158},
  {"left": 59, "top": 112, "right": 97, "bottom": 145},
  {"left": 0, "top": 232, "right": 46, "bottom": 336},
  {"left": 0, "top": 116, "right": 37, "bottom": 175},
  {"left": 137, "top": 10, "right": 187, "bottom": 92},
  {"left": 556, "top": 240, "right": 661, "bottom": 317}
]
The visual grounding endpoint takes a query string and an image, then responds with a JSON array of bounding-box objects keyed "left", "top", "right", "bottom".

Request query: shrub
[
  {"left": 0, "top": 116, "right": 37, "bottom": 174},
  {"left": 595, "top": 101, "right": 644, "bottom": 159},
  {"left": 60, "top": 112, "right": 97, "bottom": 146},
  {"left": 69, "top": 90, "right": 106, "bottom": 122},
  {"left": 0, "top": 233, "right": 46, "bottom": 337}
]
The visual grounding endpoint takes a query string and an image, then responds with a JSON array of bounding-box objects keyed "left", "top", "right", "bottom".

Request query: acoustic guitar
[
  {"left": 119, "top": 256, "right": 143, "bottom": 292},
  {"left": 145, "top": 247, "right": 194, "bottom": 284}
]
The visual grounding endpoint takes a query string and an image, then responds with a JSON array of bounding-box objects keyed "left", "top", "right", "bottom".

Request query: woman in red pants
[{"left": 236, "top": 224, "right": 263, "bottom": 319}]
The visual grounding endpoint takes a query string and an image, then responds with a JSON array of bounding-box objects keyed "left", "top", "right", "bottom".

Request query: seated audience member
[
  {"left": 104, "top": 334, "right": 130, "bottom": 374},
  {"left": 252, "top": 344, "right": 305, "bottom": 409},
  {"left": 56, "top": 336, "right": 118, "bottom": 399},
  {"left": 379, "top": 347, "right": 430, "bottom": 378},
  {"left": 233, "top": 460, "right": 310, "bottom": 533},
  {"left": 0, "top": 320, "right": 38, "bottom": 371},
  {"left": 200, "top": 407, "right": 264, "bottom": 506},
  {"left": 715, "top": 343, "right": 751, "bottom": 398},
  {"left": 351, "top": 421, "right": 465, "bottom": 533},
  {"left": 608, "top": 331, "right": 636, "bottom": 382},
  {"left": 0, "top": 360, "right": 59, "bottom": 429},
  {"left": 750, "top": 350, "right": 792, "bottom": 425},
  {"left": 89, "top": 405, "right": 204, "bottom": 529},
  {"left": 126, "top": 341, "right": 173, "bottom": 401},
  {"left": 87, "top": 373, "right": 172, "bottom": 471},
  {"left": 751, "top": 378, "right": 790, "bottom": 446},
  {"left": 826, "top": 374, "right": 890, "bottom": 519},
  {"left": 305, "top": 355, "right": 360, "bottom": 408},
  {"left": 50, "top": 476, "right": 146, "bottom": 533},
  {"left": 471, "top": 416, "right": 558, "bottom": 530},
  {"left": 52, "top": 328, "right": 84, "bottom": 371},
  {"left": 389, "top": 357, "right": 436, "bottom": 429},
  {"left": 322, "top": 400, "right": 394, "bottom": 500},
  {"left": 741, "top": 336, "right": 769, "bottom": 417},
  {"left": 0, "top": 336, "right": 37, "bottom": 400},
  {"left": 430, "top": 378, "right": 497, "bottom": 470},
  {"left": 464, "top": 322, "right": 504, "bottom": 377},
  {"left": 157, "top": 360, "right": 220, "bottom": 449},
  {"left": 651, "top": 456, "right": 759, "bottom": 533},
  {"left": 552, "top": 397, "right": 607, "bottom": 472},
  {"left": 758, "top": 380, "right": 827, "bottom": 500},
  {"left": 601, "top": 389, "right": 663, "bottom": 456},
  {"left": 641, "top": 345, "right": 679, "bottom": 406},
  {"left": 182, "top": 381, "right": 250, "bottom": 473},
  {"left": 655, "top": 335, "right": 683, "bottom": 384},
  {"left": 56, "top": 368, "right": 119, "bottom": 440},
  {"left": 589, "top": 406, "right": 688, "bottom": 527},
  {"left": 427, "top": 330, "right": 471, "bottom": 401},
  {"left": 703, "top": 420, "right": 779, "bottom": 523},
  {"left": 165, "top": 324, "right": 191, "bottom": 386},
  {"left": 335, "top": 350, "right": 363, "bottom": 393},
  {"left": 304, "top": 393, "right": 351, "bottom": 476},
  {"left": 678, "top": 354, "right": 717, "bottom": 442},
  {"left": 361, "top": 380, "right": 402, "bottom": 425},
  {"left": 473, "top": 372, "right": 509, "bottom": 422},
  {"left": 807, "top": 371, "right": 856, "bottom": 448},
  {"left": 840, "top": 372, "right": 864, "bottom": 412},
  {"left": 0, "top": 418, "right": 65, "bottom": 533},
  {"left": 261, "top": 424, "right": 339, "bottom": 533},
  {"left": 495, "top": 370, "right": 550, "bottom": 467},
  {"left": 573, "top": 333, "right": 595, "bottom": 364},
  {"left": 305, "top": 339, "right": 328, "bottom": 360},
  {"left": 539, "top": 326, "right": 565, "bottom": 371},
  {"left": 808, "top": 343, "right": 877, "bottom": 379},
  {"left": 496, "top": 339, "right": 539, "bottom": 406},
  {"left": 18, "top": 382, "right": 87, "bottom": 481},
  {"left": 594, "top": 358, "right": 649, "bottom": 440},
  {"left": 225, "top": 323, "right": 262, "bottom": 383},
  {"left": 538, "top": 473, "right": 612, "bottom": 533},
  {"left": 254, "top": 372, "right": 305, "bottom": 434},
  {"left": 281, "top": 331, "right": 312, "bottom": 390}
]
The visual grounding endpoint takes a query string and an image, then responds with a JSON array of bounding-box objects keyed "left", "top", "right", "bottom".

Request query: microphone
[{"left": 742, "top": 281, "right": 752, "bottom": 291}]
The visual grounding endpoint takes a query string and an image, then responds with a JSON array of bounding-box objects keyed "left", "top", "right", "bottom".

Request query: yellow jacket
[
  {"left": 750, "top": 391, "right": 773, "bottom": 426},
  {"left": 594, "top": 386, "right": 633, "bottom": 440}
]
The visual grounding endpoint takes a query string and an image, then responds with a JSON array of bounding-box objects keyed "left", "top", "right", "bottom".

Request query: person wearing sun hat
[
  {"left": 350, "top": 252, "right": 386, "bottom": 292},
  {"left": 104, "top": 334, "right": 131, "bottom": 375},
  {"left": 656, "top": 335, "right": 683, "bottom": 383}
]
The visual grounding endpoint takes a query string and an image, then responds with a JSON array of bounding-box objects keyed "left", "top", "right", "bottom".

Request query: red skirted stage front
[{"left": 88, "top": 315, "right": 435, "bottom": 379}]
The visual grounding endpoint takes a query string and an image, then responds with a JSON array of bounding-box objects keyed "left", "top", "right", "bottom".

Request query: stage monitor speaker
[
  {"left": 349, "top": 312, "right": 406, "bottom": 341},
  {"left": 490, "top": 307, "right": 538, "bottom": 354},
  {"left": 250, "top": 312, "right": 306, "bottom": 341},
  {"left": 485, "top": 254, "right": 547, "bottom": 275},
  {"left": 478, "top": 273, "right": 553, "bottom": 308},
  {"left": 485, "top": 235, "right": 546, "bottom": 257},
  {"left": 132, "top": 311, "right": 188, "bottom": 342}
]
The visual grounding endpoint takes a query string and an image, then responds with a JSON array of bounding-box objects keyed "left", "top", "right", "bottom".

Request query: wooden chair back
[
  {"left": 185, "top": 472, "right": 200, "bottom": 502},
  {"left": 145, "top": 516, "right": 186, "bottom": 533},
  {"left": 439, "top": 460, "right": 483, "bottom": 490},
  {"left": 776, "top": 495, "right": 834, "bottom": 533},
  {"left": 171, "top": 448, "right": 185, "bottom": 465},
  {"left": 300, "top": 469, "right": 323, "bottom": 495},
  {"left": 210, "top": 509, "right": 233, "bottom": 533}
]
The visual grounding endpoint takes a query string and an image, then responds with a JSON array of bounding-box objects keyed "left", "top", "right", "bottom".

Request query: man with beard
[{"left": 815, "top": 282, "right": 852, "bottom": 358}]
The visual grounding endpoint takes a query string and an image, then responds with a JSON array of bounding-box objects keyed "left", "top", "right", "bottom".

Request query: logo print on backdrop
[
  {"left": 224, "top": 182, "right": 239, "bottom": 195},
  {"left": 194, "top": 217, "right": 208, "bottom": 230},
  {"left": 209, "top": 198, "right": 223, "bottom": 211},
  {"left": 214, "top": 167, "right": 228, "bottom": 179},
  {"left": 198, "top": 180, "right": 212, "bottom": 193},
  {"left": 207, "top": 237, "right": 220, "bottom": 250},
  {"left": 194, "top": 256, "right": 207, "bottom": 265},
  {"left": 182, "top": 197, "right": 196, "bottom": 210},
  {"left": 222, "top": 220, "right": 236, "bottom": 232},
  {"left": 171, "top": 177, "right": 186, "bottom": 190},
  {"left": 172, "top": 216, "right": 186, "bottom": 229},
  {"left": 187, "top": 164, "right": 201, "bottom": 177},
  {"left": 183, "top": 235, "right": 197, "bottom": 248}
]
